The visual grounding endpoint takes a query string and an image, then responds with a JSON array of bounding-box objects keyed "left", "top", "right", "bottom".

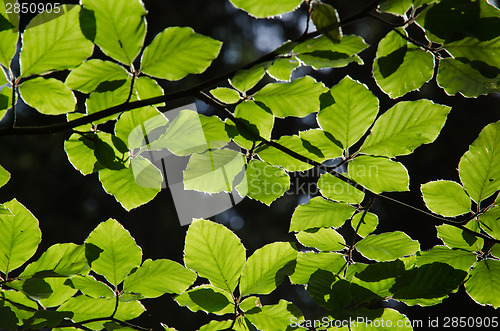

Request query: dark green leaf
[{"left": 312, "top": 3, "right": 341, "bottom": 43}]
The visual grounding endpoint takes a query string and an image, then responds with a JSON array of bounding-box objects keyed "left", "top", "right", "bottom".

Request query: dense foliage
[{"left": 0, "top": 0, "right": 499, "bottom": 330}]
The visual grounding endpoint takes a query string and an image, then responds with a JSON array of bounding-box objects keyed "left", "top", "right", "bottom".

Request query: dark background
[{"left": 0, "top": 0, "right": 499, "bottom": 329}]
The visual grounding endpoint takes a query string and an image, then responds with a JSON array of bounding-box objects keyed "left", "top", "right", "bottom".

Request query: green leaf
[
  {"left": 312, "top": 3, "right": 341, "bottom": 43},
  {"left": 239, "top": 296, "right": 262, "bottom": 312},
  {"left": 99, "top": 156, "right": 162, "bottom": 211},
  {"left": 37, "top": 278, "right": 79, "bottom": 308},
  {"left": 141, "top": 27, "right": 222, "bottom": 80},
  {"left": 0, "top": 205, "right": 11, "bottom": 216},
  {"left": 318, "top": 77, "right": 378, "bottom": 149},
  {"left": 318, "top": 173, "right": 365, "bottom": 204},
  {"left": 0, "top": 199, "right": 41, "bottom": 274},
  {"left": 124, "top": 259, "right": 196, "bottom": 298},
  {"left": 491, "top": 243, "right": 500, "bottom": 259},
  {"left": 421, "top": 180, "right": 471, "bottom": 217},
  {"left": 85, "top": 219, "right": 142, "bottom": 286},
  {"left": 20, "top": 243, "right": 88, "bottom": 278},
  {"left": 210, "top": 87, "right": 240, "bottom": 104},
  {"left": 150, "top": 110, "right": 230, "bottom": 155},
  {"left": 58, "top": 296, "right": 144, "bottom": 328},
  {"left": 228, "top": 0, "right": 302, "bottom": 18},
  {"left": 289, "top": 252, "right": 346, "bottom": 285},
  {"left": 359, "top": 100, "right": 451, "bottom": 157},
  {"left": 465, "top": 260, "right": 500, "bottom": 308},
  {"left": 379, "top": 0, "right": 413, "bottom": 15},
  {"left": 231, "top": 101, "right": 274, "bottom": 149},
  {"left": 0, "top": 164, "right": 10, "bottom": 188},
  {"left": 0, "top": 4, "right": 17, "bottom": 68},
  {"left": 65, "top": 60, "right": 129, "bottom": 93},
  {"left": 65, "top": 275, "right": 114, "bottom": 298},
  {"left": 266, "top": 58, "right": 299, "bottom": 81},
  {"left": 183, "top": 149, "right": 246, "bottom": 193},
  {"left": 445, "top": 36, "right": 500, "bottom": 70},
  {"left": 82, "top": 0, "right": 146, "bottom": 65},
  {"left": 20, "top": 5, "right": 93, "bottom": 76},
  {"left": 1, "top": 289, "right": 37, "bottom": 323},
  {"left": 307, "top": 272, "right": 352, "bottom": 311},
  {"left": 85, "top": 78, "right": 132, "bottom": 124},
  {"left": 479, "top": 206, "right": 500, "bottom": 239},
  {"left": 245, "top": 300, "right": 305, "bottom": 331},
  {"left": 253, "top": 76, "right": 328, "bottom": 118},
  {"left": 299, "top": 129, "right": 343, "bottom": 159},
  {"left": 236, "top": 160, "right": 290, "bottom": 206},
  {"left": 240, "top": 242, "right": 297, "bottom": 296},
  {"left": 295, "top": 227, "right": 345, "bottom": 251},
  {"left": 184, "top": 219, "right": 246, "bottom": 294},
  {"left": 416, "top": 246, "right": 476, "bottom": 271},
  {"left": 391, "top": 263, "right": 468, "bottom": 306},
  {"left": 355, "top": 231, "right": 420, "bottom": 262},
  {"left": 437, "top": 58, "right": 500, "bottom": 97},
  {"left": 174, "top": 285, "right": 234, "bottom": 315},
  {"left": 436, "top": 224, "right": 484, "bottom": 251},
  {"left": 294, "top": 34, "right": 368, "bottom": 55},
  {"left": 19, "top": 77, "right": 75, "bottom": 115},
  {"left": 351, "top": 212, "right": 379, "bottom": 238},
  {"left": 290, "top": 197, "right": 356, "bottom": 231},
  {"left": 373, "top": 30, "right": 434, "bottom": 98},
  {"left": 230, "top": 65, "right": 267, "bottom": 93},
  {"left": 348, "top": 155, "right": 409, "bottom": 193},
  {"left": 198, "top": 320, "right": 233, "bottom": 331},
  {"left": 459, "top": 121, "right": 500, "bottom": 202}
]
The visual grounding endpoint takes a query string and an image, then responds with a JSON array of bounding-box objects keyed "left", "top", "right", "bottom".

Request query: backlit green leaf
[
  {"left": 37, "top": 278, "right": 78, "bottom": 308},
  {"left": 312, "top": 3, "right": 341, "bottom": 43},
  {"left": 231, "top": 100, "right": 274, "bottom": 149},
  {"left": 373, "top": 30, "right": 434, "bottom": 98},
  {"left": 437, "top": 58, "right": 500, "bottom": 97},
  {"left": 479, "top": 206, "right": 500, "bottom": 239},
  {"left": 245, "top": 300, "right": 305, "bottom": 331},
  {"left": 236, "top": 160, "right": 290, "bottom": 206},
  {"left": 229, "top": 0, "right": 302, "bottom": 18},
  {"left": 253, "top": 76, "right": 327, "bottom": 118},
  {"left": 85, "top": 219, "right": 142, "bottom": 285},
  {"left": 124, "top": 259, "right": 196, "bottom": 298},
  {"left": 99, "top": 156, "right": 162, "bottom": 211},
  {"left": 65, "top": 275, "right": 114, "bottom": 298},
  {"left": 289, "top": 252, "right": 346, "bottom": 285},
  {"left": 0, "top": 4, "right": 17, "bottom": 68},
  {"left": 318, "top": 77, "right": 378, "bottom": 149},
  {"left": 85, "top": 78, "right": 132, "bottom": 124},
  {"left": 445, "top": 36, "right": 500, "bottom": 70},
  {"left": 21, "top": 5, "right": 93, "bottom": 76},
  {"left": 183, "top": 149, "right": 245, "bottom": 193},
  {"left": 421, "top": 180, "right": 471, "bottom": 216},
  {"left": 174, "top": 285, "right": 233, "bottom": 315},
  {"left": 348, "top": 155, "right": 409, "bottom": 193},
  {"left": 0, "top": 199, "right": 41, "bottom": 274},
  {"left": 290, "top": 197, "right": 356, "bottom": 231},
  {"left": 351, "top": 212, "right": 379, "bottom": 238},
  {"left": 459, "top": 121, "right": 500, "bottom": 202},
  {"left": 465, "top": 260, "right": 500, "bottom": 308},
  {"left": 436, "top": 224, "right": 483, "bottom": 251},
  {"left": 20, "top": 243, "right": 88, "bottom": 278},
  {"left": 0, "top": 164, "right": 9, "bottom": 188},
  {"left": 318, "top": 173, "right": 365, "bottom": 204},
  {"left": 198, "top": 320, "right": 233, "bottom": 331},
  {"left": 298, "top": 129, "right": 343, "bottom": 159},
  {"left": 379, "top": 0, "right": 413, "bottom": 15},
  {"left": 296, "top": 227, "right": 345, "bottom": 251},
  {"left": 416, "top": 246, "right": 476, "bottom": 271},
  {"left": 230, "top": 65, "right": 267, "bottom": 92},
  {"left": 65, "top": 60, "right": 129, "bottom": 93},
  {"left": 359, "top": 100, "right": 451, "bottom": 157},
  {"left": 141, "top": 27, "right": 222, "bottom": 80},
  {"left": 184, "top": 219, "right": 246, "bottom": 294},
  {"left": 355, "top": 231, "right": 420, "bottom": 262},
  {"left": 82, "top": 0, "right": 146, "bottom": 65},
  {"left": 240, "top": 242, "right": 297, "bottom": 296},
  {"left": 210, "top": 87, "right": 240, "bottom": 104},
  {"left": 19, "top": 77, "right": 75, "bottom": 115},
  {"left": 267, "top": 58, "right": 299, "bottom": 81}
]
